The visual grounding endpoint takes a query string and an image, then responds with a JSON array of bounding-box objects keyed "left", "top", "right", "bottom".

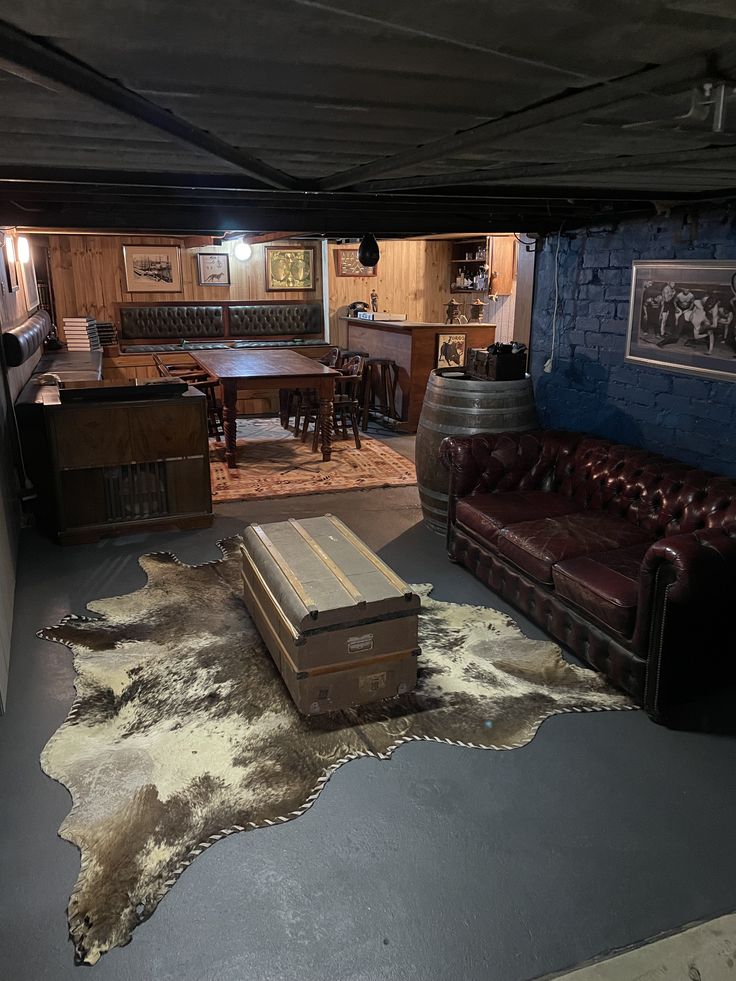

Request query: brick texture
[{"left": 530, "top": 207, "right": 736, "bottom": 476}]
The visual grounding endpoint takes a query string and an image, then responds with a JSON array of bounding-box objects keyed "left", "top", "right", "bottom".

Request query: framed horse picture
[
  {"left": 436, "top": 332, "right": 467, "bottom": 369},
  {"left": 626, "top": 260, "right": 736, "bottom": 382}
]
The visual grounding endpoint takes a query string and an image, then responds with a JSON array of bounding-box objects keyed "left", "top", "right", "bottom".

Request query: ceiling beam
[
  {"left": 349, "top": 144, "right": 736, "bottom": 193},
  {"left": 317, "top": 42, "right": 736, "bottom": 190},
  {"left": 0, "top": 19, "right": 297, "bottom": 191}
]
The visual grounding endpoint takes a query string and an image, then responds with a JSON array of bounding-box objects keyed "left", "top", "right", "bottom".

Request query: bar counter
[{"left": 344, "top": 317, "right": 496, "bottom": 432}]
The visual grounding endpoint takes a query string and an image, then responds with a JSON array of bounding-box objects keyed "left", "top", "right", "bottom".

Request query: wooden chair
[
  {"left": 154, "top": 355, "right": 224, "bottom": 442},
  {"left": 281, "top": 347, "right": 340, "bottom": 434},
  {"left": 300, "top": 355, "right": 365, "bottom": 451}
]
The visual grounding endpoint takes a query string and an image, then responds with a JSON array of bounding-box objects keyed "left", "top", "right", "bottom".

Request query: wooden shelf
[{"left": 450, "top": 258, "right": 486, "bottom": 264}]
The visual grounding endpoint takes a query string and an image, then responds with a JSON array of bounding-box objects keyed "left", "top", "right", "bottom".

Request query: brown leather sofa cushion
[
  {"left": 497, "top": 512, "right": 653, "bottom": 585},
  {"left": 2, "top": 310, "right": 51, "bottom": 367},
  {"left": 456, "top": 491, "right": 582, "bottom": 546},
  {"left": 552, "top": 543, "right": 651, "bottom": 636}
]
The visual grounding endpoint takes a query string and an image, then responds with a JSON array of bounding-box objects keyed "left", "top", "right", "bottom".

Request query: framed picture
[
  {"left": 20, "top": 249, "right": 39, "bottom": 312},
  {"left": 2, "top": 235, "right": 19, "bottom": 293},
  {"left": 196, "top": 251, "right": 230, "bottom": 286},
  {"left": 626, "top": 260, "right": 736, "bottom": 382},
  {"left": 437, "top": 332, "right": 467, "bottom": 368},
  {"left": 334, "top": 248, "right": 376, "bottom": 277},
  {"left": 122, "top": 245, "right": 182, "bottom": 292},
  {"left": 265, "top": 246, "right": 314, "bottom": 291}
]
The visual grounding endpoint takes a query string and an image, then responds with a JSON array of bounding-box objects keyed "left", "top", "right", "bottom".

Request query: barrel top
[{"left": 428, "top": 370, "right": 532, "bottom": 391}]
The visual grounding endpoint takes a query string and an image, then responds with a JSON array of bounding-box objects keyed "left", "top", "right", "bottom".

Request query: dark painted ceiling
[{"left": 0, "top": 1, "right": 735, "bottom": 234}]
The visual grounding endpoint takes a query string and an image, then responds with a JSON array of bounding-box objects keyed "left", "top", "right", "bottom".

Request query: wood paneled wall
[
  {"left": 328, "top": 239, "right": 452, "bottom": 347},
  {"left": 46, "top": 235, "right": 324, "bottom": 334}
]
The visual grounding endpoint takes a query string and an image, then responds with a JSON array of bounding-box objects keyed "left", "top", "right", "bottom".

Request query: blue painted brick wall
[{"left": 529, "top": 207, "right": 736, "bottom": 476}]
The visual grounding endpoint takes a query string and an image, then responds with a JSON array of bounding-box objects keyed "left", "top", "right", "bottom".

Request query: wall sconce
[
  {"left": 5, "top": 235, "right": 15, "bottom": 263},
  {"left": 17, "top": 236, "right": 30, "bottom": 264},
  {"left": 234, "top": 238, "right": 252, "bottom": 262}
]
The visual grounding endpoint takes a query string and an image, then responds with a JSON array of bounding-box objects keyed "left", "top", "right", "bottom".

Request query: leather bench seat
[
  {"left": 456, "top": 491, "right": 581, "bottom": 547},
  {"left": 552, "top": 543, "right": 651, "bottom": 637},
  {"left": 496, "top": 512, "right": 653, "bottom": 586}
]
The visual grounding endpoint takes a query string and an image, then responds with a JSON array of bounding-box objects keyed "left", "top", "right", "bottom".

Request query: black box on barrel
[
  {"left": 467, "top": 346, "right": 527, "bottom": 381},
  {"left": 240, "top": 515, "right": 420, "bottom": 714}
]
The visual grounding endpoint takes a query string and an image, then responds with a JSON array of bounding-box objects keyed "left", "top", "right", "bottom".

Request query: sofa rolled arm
[
  {"left": 635, "top": 528, "right": 736, "bottom": 722},
  {"left": 439, "top": 430, "right": 551, "bottom": 500}
]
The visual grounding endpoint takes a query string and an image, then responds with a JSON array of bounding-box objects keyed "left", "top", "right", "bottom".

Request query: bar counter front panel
[{"left": 345, "top": 318, "right": 496, "bottom": 432}]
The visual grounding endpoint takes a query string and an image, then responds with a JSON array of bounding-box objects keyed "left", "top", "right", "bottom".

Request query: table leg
[
  {"left": 317, "top": 380, "right": 334, "bottom": 462},
  {"left": 223, "top": 380, "right": 238, "bottom": 469}
]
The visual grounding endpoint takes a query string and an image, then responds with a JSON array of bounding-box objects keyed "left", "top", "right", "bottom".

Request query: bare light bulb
[
  {"left": 17, "top": 236, "right": 30, "bottom": 264},
  {"left": 234, "top": 239, "right": 252, "bottom": 262}
]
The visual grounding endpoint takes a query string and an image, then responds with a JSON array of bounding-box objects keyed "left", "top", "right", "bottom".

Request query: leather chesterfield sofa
[{"left": 440, "top": 430, "right": 736, "bottom": 726}]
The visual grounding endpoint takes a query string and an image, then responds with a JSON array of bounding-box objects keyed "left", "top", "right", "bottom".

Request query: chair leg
[
  {"left": 311, "top": 411, "right": 320, "bottom": 452},
  {"left": 301, "top": 407, "right": 311, "bottom": 442},
  {"left": 361, "top": 367, "right": 372, "bottom": 432},
  {"left": 351, "top": 404, "right": 361, "bottom": 449},
  {"left": 386, "top": 364, "right": 398, "bottom": 419}
]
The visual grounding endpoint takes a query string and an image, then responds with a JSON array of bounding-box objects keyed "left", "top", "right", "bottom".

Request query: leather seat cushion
[
  {"left": 552, "top": 542, "right": 651, "bottom": 636},
  {"left": 456, "top": 491, "right": 582, "bottom": 547},
  {"left": 497, "top": 512, "right": 653, "bottom": 586}
]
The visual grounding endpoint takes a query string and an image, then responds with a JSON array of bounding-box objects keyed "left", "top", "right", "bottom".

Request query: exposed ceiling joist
[
  {"left": 0, "top": 19, "right": 297, "bottom": 192},
  {"left": 350, "top": 144, "right": 736, "bottom": 193},
  {"left": 317, "top": 43, "right": 736, "bottom": 190}
]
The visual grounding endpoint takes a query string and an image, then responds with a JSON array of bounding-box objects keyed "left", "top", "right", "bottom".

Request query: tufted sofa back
[
  {"left": 229, "top": 303, "right": 322, "bottom": 336},
  {"left": 120, "top": 305, "right": 224, "bottom": 339},
  {"left": 450, "top": 429, "right": 736, "bottom": 539},
  {"left": 556, "top": 436, "right": 736, "bottom": 538}
]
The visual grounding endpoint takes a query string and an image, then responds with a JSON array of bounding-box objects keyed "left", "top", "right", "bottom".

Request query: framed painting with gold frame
[
  {"left": 265, "top": 247, "right": 315, "bottom": 291},
  {"left": 20, "top": 249, "right": 40, "bottom": 312},
  {"left": 2, "top": 235, "right": 19, "bottom": 294}
]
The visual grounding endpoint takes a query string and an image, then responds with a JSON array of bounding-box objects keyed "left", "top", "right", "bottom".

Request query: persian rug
[
  {"left": 209, "top": 417, "right": 415, "bottom": 503},
  {"left": 39, "top": 537, "right": 633, "bottom": 965}
]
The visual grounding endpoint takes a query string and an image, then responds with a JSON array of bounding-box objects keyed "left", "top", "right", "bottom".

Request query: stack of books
[
  {"left": 63, "top": 317, "right": 101, "bottom": 351},
  {"left": 95, "top": 322, "right": 117, "bottom": 347}
]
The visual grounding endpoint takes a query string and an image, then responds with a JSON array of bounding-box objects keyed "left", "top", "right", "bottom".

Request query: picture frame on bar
[
  {"left": 626, "top": 260, "right": 736, "bottom": 382},
  {"left": 123, "top": 245, "right": 182, "bottom": 293},
  {"left": 334, "top": 248, "right": 376, "bottom": 277},
  {"left": 265, "top": 247, "right": 315, "bottom": 291},
  {"left": 436, "top": 332, "right": 467, "bottom": 369},
  {"left": 196, "top": 251, "right": 231, "bottom": 287}
]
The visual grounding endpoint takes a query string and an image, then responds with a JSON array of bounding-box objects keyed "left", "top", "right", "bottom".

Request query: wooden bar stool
[
  {"left": 361, "top": 357, "right": 398, "bottom": 431},
  {"left": 154, "top": 356, "right": 224, "bottom": 442}
]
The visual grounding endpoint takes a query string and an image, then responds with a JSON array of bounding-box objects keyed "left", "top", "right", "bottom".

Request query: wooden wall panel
[
  {"left": 47, "top": 235, "right": 324, "bottom": 337},
  {"left": 328, "top": 239, "right": 452, "bottom": 347}
]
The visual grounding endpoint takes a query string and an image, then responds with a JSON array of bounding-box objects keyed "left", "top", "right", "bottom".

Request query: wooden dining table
[{"left": 192, "top": 349, "right": 340, "bottom": 469}]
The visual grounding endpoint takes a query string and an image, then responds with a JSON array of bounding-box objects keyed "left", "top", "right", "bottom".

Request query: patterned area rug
[
  {"left": 209, "top": 417, "right": 416, "bottom": 503},
  {"left": 39, "top": 537, "right": 633, "bottom": 965}
]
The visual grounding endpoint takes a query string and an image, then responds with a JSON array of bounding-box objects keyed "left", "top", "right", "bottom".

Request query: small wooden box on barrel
[{"left": 240, "top": 515, "right": 420, "bottom": 714}]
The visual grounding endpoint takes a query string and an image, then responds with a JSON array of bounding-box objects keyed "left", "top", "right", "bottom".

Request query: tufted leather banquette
[
  {"left": 441, "top": 430, "right": 736, "bottom": 726},
  {"left": 117, "top": 302, "right": 323, "bottom": 346},
  {"left": 120, "top": 305, "right": 224, "bottom": 340},
  {"left": 2, "top": 310, "right": 51, "bottom": 367},
  {"left": 229, "top": 303, "right": 322, "bottom": 336}
]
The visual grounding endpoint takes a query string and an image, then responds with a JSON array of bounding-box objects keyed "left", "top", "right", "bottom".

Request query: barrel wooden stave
[{"left": 415, "top": 371, "right": 537, "bottom": 533}]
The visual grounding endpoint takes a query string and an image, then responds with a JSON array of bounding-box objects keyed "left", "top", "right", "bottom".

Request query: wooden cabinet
[{"left": 28, "top": 387, "right": 212, "bottom": 543}]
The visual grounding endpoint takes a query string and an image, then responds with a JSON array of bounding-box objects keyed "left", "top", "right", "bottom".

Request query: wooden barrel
[{"left": 416, "top": 370, "right": 537, "bottom": 533}]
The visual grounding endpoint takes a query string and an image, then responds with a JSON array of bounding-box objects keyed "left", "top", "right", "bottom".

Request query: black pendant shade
[{"left": 358, "top": 233, "right": 380, "bottom": 267}]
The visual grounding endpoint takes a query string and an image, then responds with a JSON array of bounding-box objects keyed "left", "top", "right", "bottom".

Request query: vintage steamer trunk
[{"left": 240, "top": 514, "right": 420, "bottom": 714}]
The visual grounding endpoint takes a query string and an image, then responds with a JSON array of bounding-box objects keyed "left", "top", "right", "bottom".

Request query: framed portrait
[
  {"left": 626, "top": 260, "right": 736, "bottom": 382},
  {"left": 334, "top": 248, "right": 376, "bottom": 277},
  {"left": 436, "top": 332, "right": 467, "bottom": 369},
  {"left": 196, "top": 251, "right": 230, "bottom": 286},
  {"left": 122, "top": 245, "right": 182, "bottom": 293},
  {"left": 2, "top": 235, "right": 19, "bottom": 293},
  {"left": 265, "top": 246, "right": 314, "bottom": 291},
  {"left": 20, "top": 249, "right": 39, "bottom": 312}
]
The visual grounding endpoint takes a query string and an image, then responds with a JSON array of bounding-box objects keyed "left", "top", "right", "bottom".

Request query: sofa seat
[
  {"left": 456, "top": 491, "right": 582, "bottom": 547},
  {"left": 497, "top": 512, "right": 653, "bottom": 586},
  {"left": 552, "top": 543, "right": 651, "bottom": 637}
]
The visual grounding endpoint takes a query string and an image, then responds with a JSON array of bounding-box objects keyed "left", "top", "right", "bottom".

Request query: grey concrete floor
[{"left": 1, "top": 443, "right": 736, "bottom": 980}]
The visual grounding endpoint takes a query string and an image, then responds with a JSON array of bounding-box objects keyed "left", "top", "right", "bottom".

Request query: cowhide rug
[{"left": 39, "top": 536, "right": 633, "bottom": 964}]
